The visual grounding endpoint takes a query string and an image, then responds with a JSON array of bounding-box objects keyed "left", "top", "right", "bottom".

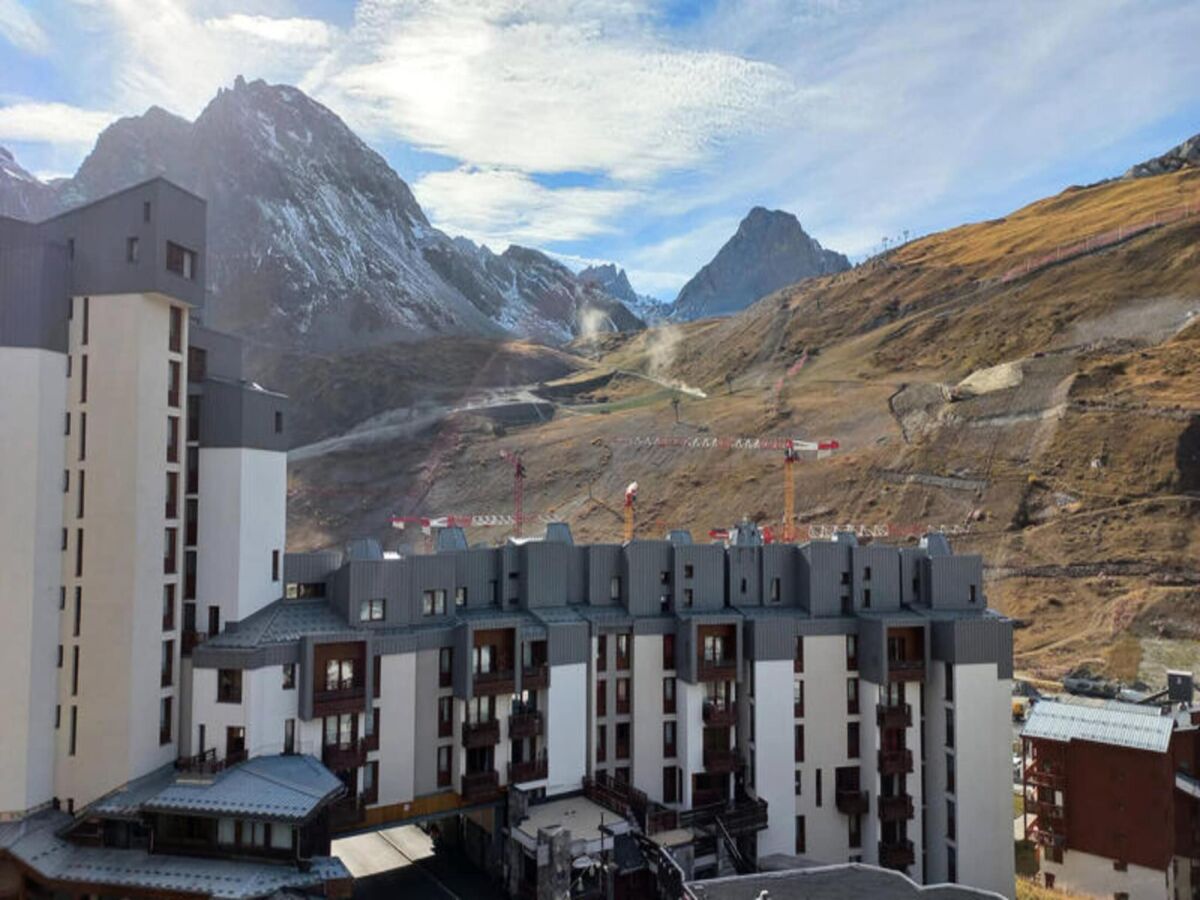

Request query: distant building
[
  {"left": 686, "top": 859, "right": 1007, "bottom": 899},
  {"left": 1021, "top": 679, "right": 1200, "bottom": 900}
]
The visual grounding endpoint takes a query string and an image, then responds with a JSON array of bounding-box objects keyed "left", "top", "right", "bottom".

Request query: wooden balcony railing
[
  {"left": 175, "top": 746, "right": 244, "bottom": 775},
  {"left": 313, "top": 685, "right": 365, "bottom": 716},
  {"left": 322, "top": 739, "right": 367, "bottom": 771},
  {"left": 522, "top": 664, "right": 549, "bottom": 690},
  {"left": 703, "top": 747, "right": 740, "bottom": 773},
  {"left": 697, "top": 658, "right": 737, "bottom": 682},
  {"left": 363, "top": 730, "right": 379, "bottom": 753},
  {"left": 876, "top": 703, "right": 913, "bottom": 729},
  {"left": 473, "top": 669, "right": 516, "bottom": 696},
  {"left": 463, "top": 719, "right": 501, "bottom": 748},
  {"left": 878, "top": 749, "right": 914, "bottom": 775},
  {"left": 703, "top": 701, "right": 737, "bottom": 728},
  {"left": 836, "top": 790, "right": 869, "bottom": 816},
  {"left": 877, "top": 794, "right": 914, "bottom": 821},
  {"left": 461, "top": 770, "right": 501, "bottom": 803},
  {"left": 879, "top": 839, "right": 915, "bottom": 869},
  {"left": 508, "top": 755, "right": 549, "bottom": 784},
  {"left": 888, "top": 659, "right": 925, "bottom": 682},
  {"left": 509, "top": 710, "right": 543, "bottom": 740}
]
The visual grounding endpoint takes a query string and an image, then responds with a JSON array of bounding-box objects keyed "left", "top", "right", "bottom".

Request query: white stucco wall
[
  {"left": 632, "top": 635, "right": 666, "bottom": 800},
  {"left": 190, "top": 665, "right": 306, "bottom": 759},
  {"left": 197, "top": 446, "right": 286, "bottom": 626},
  {"left": 378, "top": 653, "right": 416, "bottom": 805},
  {"left": 0, "top": 348, "right": 65, "bottom": 816},
  {"left": 678, "top": 681, "right": 705, "bottom": 809},
  {"left": 547, "top": 662, "right": 587, "bottom": 796},
  {"left": 1043, "top": 848, "right": 1169, "bottom": 900},
  {"left": 753, "top": 658, "right": 796, "bottom": 856}
]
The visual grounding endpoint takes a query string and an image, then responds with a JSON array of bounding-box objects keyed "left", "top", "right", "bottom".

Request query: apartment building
[
  {"left": 1022, "top": 681, "right": 1200, "bottom": 900},
  {"left": 190, "top": 522, "right": 1014, "bottom": 899},
  {"left": 0, "top": 182, "right": 345, "bottom": 899}
]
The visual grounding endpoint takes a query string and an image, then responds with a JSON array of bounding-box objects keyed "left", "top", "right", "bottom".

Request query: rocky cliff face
[
  {"left": 0, "top": 78, "right": 641, "bottom": 351},
  {"left": 1126, "top": 131, "right": 1200, "bottom": 178},
  {"left": 671, "top": 206, "right": 849, "bottom": 321},
  {"left": 578, "top": 263, "right": 668, "bottom": 323}
]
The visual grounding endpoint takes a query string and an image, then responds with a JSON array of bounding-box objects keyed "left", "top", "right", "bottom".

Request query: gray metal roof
[
  {"left": 1023, "top": 700, "right": 1175, "bottom": 753},
  {"left": 204, "top": 600, "right": 352, "bottom": 649},
  {"left": 689, "top": 861, "right": 1004, "bottom": 899},
  {"left": 1, "top": 809, "right": 348, "bottom": 899},
  {"left": 143, "top": 755, "right": 344, "bottom": 821}
]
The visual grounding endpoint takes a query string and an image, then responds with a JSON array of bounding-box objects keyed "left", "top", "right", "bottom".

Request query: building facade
[
  {"left": 192, "top": 523, "right": 1015, "bottom": 899},
  {"left": 1022, "top": 688, "right": 1200, "bottom": 900}
]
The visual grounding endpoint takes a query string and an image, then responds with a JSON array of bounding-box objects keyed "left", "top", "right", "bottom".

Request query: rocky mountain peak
[
  {"left": 1126, "top": 131, "right": 1200, "bottom": 179},
  {"left": 671, "top": 206, "right": 849, "bottom": 321}
]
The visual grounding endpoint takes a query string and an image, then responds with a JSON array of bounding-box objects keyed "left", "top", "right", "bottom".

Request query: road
[{"left": 334, "top": 825, "right": 508, "bottom": 900}]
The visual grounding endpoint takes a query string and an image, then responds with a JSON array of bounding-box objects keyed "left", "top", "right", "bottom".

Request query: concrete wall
[
  {"left": 0, "top": 347, "right": 64, "bottom": 816},
  {"left": 1042, "top": 848, "right": 1169, "bottom": 900},
  {"left": 753, "top": 658, "right": 795, "bottom": 856},
  {"left": 546, "top": 662, "right": 587, "bottom": 796},
  {"left": 377, "top": 653, "right": 416, "bottom": 806}
]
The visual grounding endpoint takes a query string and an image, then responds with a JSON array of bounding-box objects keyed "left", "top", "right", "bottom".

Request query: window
[
  {"left": 64, "top": 410, "right": 70, "bottom": 433},
  {"left": 360, "top": 597, "right": 385, "bottom": 621},
  {"left": 946, "top": 752, "right": 955, "bottom": 793},
  {"left": 68, "top": 238, "right": 75, "bottom": 261},
  {"left": 684, "top": 563, "right": 694, "bottom": 579},
  {"left": 663, "top": 766, "right": 678, "bottom": 804},
  {"left": 682, "top": 588, "right": 694, "bottom": 607},
  {"left": 284, "top": 718, "right": 296, "bottom": 754},
  {"left": 282, "top": 664, "right": 296, "bottom": 690},
  {"left": 57, "top": 645, "right": 63, "bottom": 668},
  {"left": 75, "top": 528, "right": 84, "bottom": 577},
  {"left": 169, "top": 306, "right": 182, "bottom": 352},
  {"left": 944, "top": 662, "right": 954, "bottom": 701},
  {"left": 616, "top": 678, "right": 630, "bottom": 714},
  {"left": 61, "top": 527, "right": 68, "bottom": 551},
  {"left": 847, "top": 678, "right": 859, "bottom": 715},
  {"left": 841, "top": 571, "right": 850, "bottom": 585},
  {"left": 948, "top": 845, "right": 958, "bottom": 882},
  {"left": 437, "top": 745, "right": 452, "bottom": 786},
  {"left": 55, "top": 705, "right": 60, "bottom": 729},
  {"left": 794, "top": 769, "right": 802, "bottom": 796},
  {"left": 816, "top": 768, "right": 822, "bottom": 807},
  {"left": 188, "top": 347, "right": 207, "bottom": 383},
  {"left": 438, "top": 696, "right": 453, "bottom": 737},
  {"left": 68, "top": 706, "right": 78, "bottom": 755},
  {"left": 849, "top": 811, "right": 862, "bottom": 848},
  {"left": 596, "top": 724, "right": 607, "bottom": 762},
  {"left": 79, "top": 412, "right": 86, "bottom": 460},
  {"left": 846, "top": 634, "right": 858, "bottom": 670},
  {"left": 663, "top": 677, "right": 676, "bottom": 714},
  {"left": 324, "top": 659, "right": 355, "bottom": 692},
  {"left": 167, "top": 416, "right": 179, "bottom": 462},
  {"left": 63, "top": 469, "right": 69, "bottom": 493},
  {"left": 616, "top": 634, "right": 630, "bottom": 669},
  {"left": 81, "top": 297, "right": 88, "bottom": 344},
  {"left": 422, "top": 589, "right": 446, "bottom": 616},
  {"left": 794, "top": 679, "right": 804, "bottom": 717},
  {"left": 164, "top": 471, "right": 176, "bottom": 519},
  {"left": 864, "top": 566, "right": 872, "bottom": 581},
  {"left": 208, "top": 605, "right": 221, "bottom": 636},
  {"left": 168, "top": 360, "right": 180, "bottom": 407},
  {"left": 660, "top": 570, "right": 670, "bottom": 585},
  {"left": 596, "top": 635, "right": 607, "bottom": 671},
  {"left": 161, "top": 640, "right": 174, "bottom": 687},
  {"left": 795, "top": 724, "right": 804, "bottom": 762},
  {"left": 166, "top": 241, "right": 197, "bottom": 279},
  {"left": 80, "top": 355, "right": 87, "bottom": 402},
  {"left": 439, "top": 648, "right": 452, "bottom": 687},
  {"left": 72, "top": 588, "right": 82, "bottom": 637},
  {"left": 770, "top": 577, "right": 781, "bottom": 603},
  {"left": 795, "top": 815, "right": 806, "bottom": 854},
  {"left": 154, "top": 695, "right": 172, "bottom": 745},
  {"left": 71, "top": 646, "right": 79, "bottom": 696},
  {"left": 740, "top": 577, "right": 747, "bottom": 593},
  {"left": 126, "top": 236, "right": 139, "bottom": 263},
  {"left": 59, "top": 586, "right": 65, "bottom": 610},
  {"left": 186, "top": 446, "right": 198, "bottom": 492},
  {"left": 663, "top": 634, "right": 675, "bottom": 669},
  {"left": 847, "top": 722, "right": 860, "bottom": 758},
  {"left": 863, "top": 588, "right": 871, "bottom": 608},
  {"left": 663, "top": 721, "right": 676, "bottom": 757},
  {"left": 596, "top": 679, "right": 607, "bottom": 716},
  {"left": 218, "top": 669, "right": 243, "bottom": 703},
  {"left": 968, "top": 583, "right": 977, "bottom": 604},
  {"left": 144, "top": 200, "right": 151, "bottom": 222},
  {"left": 946, "top": 711, "right": 955, "bottom": 749},
  {"left": 947, "top": 800, "right": 956, "bottom": 840},
  {"left": 164, "top": 527, "right": 177, "bottom": 574},
  {"left": 271, "top": 549, "right": 280, "bottom": 582},
  {"left": 615, "top": 722, "right": 630, "bottom": 759},
  {"left": 455, "top": 586, "right": 467, "bottom": 607},
  {"left": 610, "top": 576, "right": 621, "bottom": 600},
  {"left": 274, "top": 410, "right": 283, "bottom": 434}
]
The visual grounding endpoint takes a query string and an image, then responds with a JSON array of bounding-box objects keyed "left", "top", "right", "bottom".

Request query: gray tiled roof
[
  {"left": 204, "top": 600, "right": 353, "bottom": 649},
  {"left": 689, "top": 861, "right": 1004, "bottom": 900},
  {"left": 1023, "top": 700, "right": 1175, "bottom": 753},
  {"left": 2, "top": 810, "right": 349, "bottom": 900},
  {"left": 143, "top": 755, "right": 344, "bottom": 821}
]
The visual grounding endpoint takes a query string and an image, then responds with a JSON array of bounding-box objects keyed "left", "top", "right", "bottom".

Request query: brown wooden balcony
[
  {"left": 703, "top": 747, "right": 740, "bottom": 773},
  {"left": 1026, "top": 763, "right": 1066, "bottom": 790},
  {"left": 363, "top": 730, "right": 379, "bottom": 753},
  {"left": 697, "top": 658, "right": 737, "bottom": 682},
  {"left": 878, "top": 794, "right": 914, "bottom": 821},
  {"left": 888, "top": 659, "right": 925, "bottom": 682},
  {"left": 876, "top": 703, "right": 913, "bottom": 729},
  {"left": 1029, "top": 800, "right": 1065, "bottom": 825},
  {"left": 322, "top": 739, "right": 367, "bottom": 771},
  {"left": 679, "top": 796, "right": 768, "bottom": 835},
  {"left": 879, "top": 839, "right": 915, "bottom": 869},
  {"left": 692, "top": 787, "right": 724, "bottom": 809},
  {"left": 522, "top": 664, "right": 549, "bottom": 690},
  {"left": 878, "top": 749, "right": 914, "bottom": 775},
  {"left": 836, "top": 790, "right": 869, "bottom": 816},
  {"left": 473, "top": 669, "right": 516, "bottom": 696},
  {"left": 703, "top": 700, "right": 737, "bottom": 728},
  {"left": 509, "top": 709, "right": 543, "bottom": 740},
  {"left": 181, "top": 630, "right": 206, "bottom": 656},
  {"left": 313, "top": 685, "right": 365, "bottom": 717},
  {"left": 508, "top": 755, "right": 548, "bottom": 784},
  {"left": 463, "top": 719, "right": 500, "bottom": 748},
  {"left": 1031, "top": 827, "right": 1066, "bottom": 849},
  {"left": 176, "top": 747, "right": 243, "bottom": 776},
  {"left": 461, "top": 770, "right": 501, "bottom": 803}
]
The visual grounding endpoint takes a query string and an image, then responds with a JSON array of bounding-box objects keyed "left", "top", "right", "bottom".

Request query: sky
[{"left": 1, "top": 1, "right": 1199, "bottom": 300}]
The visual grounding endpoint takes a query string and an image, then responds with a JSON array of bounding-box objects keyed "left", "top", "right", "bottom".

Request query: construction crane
[
  {"left": 623, "top": 482, "right": 638, "bottom": 543},
  {"left": 612, "top": 434, "right": 839, "bottom": 543},
  {"left": 500, "top": 450, "right": 526, "bottom": 537}
]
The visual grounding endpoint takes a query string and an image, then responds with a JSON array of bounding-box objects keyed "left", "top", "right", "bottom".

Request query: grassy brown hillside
[{"left": 287, "top": 168, "right": 1200, "bottom": 683}]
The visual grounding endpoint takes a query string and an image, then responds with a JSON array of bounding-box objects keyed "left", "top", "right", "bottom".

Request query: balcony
[
  {"left": 1031, "top": 827, "right": 1066, "bottom": 850},
  {"left": 1029, "top": 800, "right": 1065, "bottom": 826},
  {"left": 679, "top": 796, "right": 769, "bottom": 836},
  {"left": 1026, "top": 763, "right": 1066, "bottom": 790},
  {"left": 461, "top": 770, "right": 501, "bottom": 803},
  {"left": 508, "top": 755, "right": 549, "bottom": 784},
  {"left": 322, "top": 739, "right": 367, "bottom": 771},
  {"left": 522, "top": 664, "right": 549, "bottom": 690},
  {"left": 697, "top": 658, "right": 737, "bottom": 682},
  {"left": 473, "top": 669, "right": 516, "bottom": 696},
  {"left": 876, "top": 703, "right": 913, "bottom": 729},
  {"left": 888, "top": 659, "right": 925, "bottom": 682},
  {"left": 463, "top": 719, "right": 501, "bottom": 748},
  {"left": 878, "top": 749, "right": 914, "bottom": 775},
  {"left": 329, "top": 796, "right": 364, "bottom": 831},
  {"left": 836, "top": 790, "right": 869, "bottom": 816},
  {"left": 878, "top": 839, "right": 915, "bottom": 869},
  {"left": 313, "top": 684, "right": 365, "bottom": 717},
  {"left": 877, "top": 794, "right": 914, "bottom": 821},
  {"left": 509, "top": 710, "right": 544, "bottom": 740},
  {"left": 703, "top": 700, "right": 737, "bottom": 728},
  {"left": 364, "top": 730, "right": 379, "bottom": 753},
  {"left": 703, "top": 747, "right": 740, "bottom": 773}
]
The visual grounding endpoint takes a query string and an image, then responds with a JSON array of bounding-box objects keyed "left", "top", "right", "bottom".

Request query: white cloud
[
  {"left": 0, "top": 0, "right": 46, "bottom": 55},
  {"left": 307, "top": 0, "right": 794, "bottom": 181},
  {"left": 205, "top": 14, "right": 334, "bottom": 48},
  {"left": 413, "top": 167, "right": 640, "bottom": 247},
  {"left": 0, "top": 102, "right": 116, "bottom": 145}
]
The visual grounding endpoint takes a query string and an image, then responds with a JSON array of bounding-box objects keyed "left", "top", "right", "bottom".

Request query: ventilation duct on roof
[
  {"left": 436, "top": 527, "right": 468, "bottom": 552},
  {"left": 545, "top": 522, "right": 574, "bottom": 544},
  {"left": 666, "top": 530, "right": 693, "bottom": 546}
]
